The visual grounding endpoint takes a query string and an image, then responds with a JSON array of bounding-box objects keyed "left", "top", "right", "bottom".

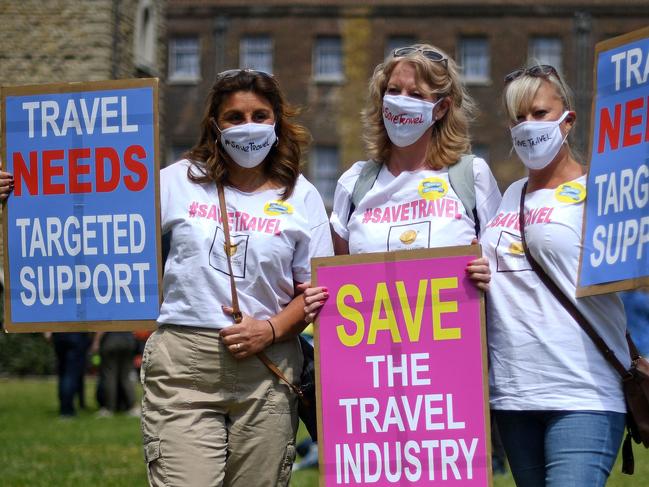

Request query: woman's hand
[
  {"left": 0, "top": 171, "right": 14, "bottom": 200},
  {"left": 466, "top": 256, "right": 491, "bottom": 292},
  {"left": 297, "top": 282, "right": 329, "bottom": 324},
  {"left": 220, "top": 306, "right": 273, "bottom": 359}
]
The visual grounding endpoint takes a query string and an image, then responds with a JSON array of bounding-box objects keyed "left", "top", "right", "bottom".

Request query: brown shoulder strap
[
  {"left": 256, "top": 352, "right": 304, "bottom": 398},
  {"left": 517, "top": 181, "right": 631, "bottom": 379},
  {"left": 217, "top": 182, "right": 242, "bottom": 324},
  {"left": 217, "top": 182, "right": 300, "bottom": 389}
]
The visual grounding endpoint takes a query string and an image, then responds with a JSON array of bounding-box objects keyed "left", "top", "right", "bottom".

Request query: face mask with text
[
  {"left": 219, "top": 123, "right": 277, "bottom": 168},
  {"left": 382, "top": 94, "right": 439, "bottom": 147},
  {"left": 510, "top": 111, "right": 570, "bottom": 170}
]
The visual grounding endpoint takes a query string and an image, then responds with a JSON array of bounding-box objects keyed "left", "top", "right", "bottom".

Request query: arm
[
  {"left": 473, "top": 158, "right": 502, "bottom": 237},
  {"left": 333, "top": 230, "right": 350, "bottom": 256},
  {"left": 220, "top": 285, "right": 308, "bottom": 359},
  {"left": 301, "top": 227, "right": 349, "bottom": 323},
  {"left": 91, "top": 331, "right": 105, "bottom": 354},
  {"left": 220, "top": 180, "right": 333, "bottom": 358}
]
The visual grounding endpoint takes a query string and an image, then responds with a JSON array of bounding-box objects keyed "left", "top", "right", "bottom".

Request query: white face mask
[
  {"left": 218, "top": 123, "right": 277, "bottom": 168},
  {"left": 510, "top": 111, "right": 570, "bottom": 170},
  {"left": 382, "top": 94, "right": 438, "bottom": 147}
]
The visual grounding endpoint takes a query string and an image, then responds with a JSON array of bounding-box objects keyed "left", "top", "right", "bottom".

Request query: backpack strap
[
  {"left": 347, "top": 156, "right": 480, "bottom": 235},
  {"left": 448, "top": 154, "right": 479, "bottom": 235},
  {"left": 347, "top": 160, "right": 381, "bottom": 223}
]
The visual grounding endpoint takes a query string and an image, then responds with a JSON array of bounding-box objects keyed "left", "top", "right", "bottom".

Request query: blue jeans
[{"left": 493, "top": 410, "right": 625, "bottom": 487}]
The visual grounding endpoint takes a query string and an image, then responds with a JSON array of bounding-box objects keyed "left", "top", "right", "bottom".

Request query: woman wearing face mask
[
  {"left": 480, "top": 65, "right": 629, "bottom": 486},
  {"left": 140, "top": 69, "right": 333, "bottom": 486},
  {"left": 304, "top": 44, "right": 501, "bottom": 319}
]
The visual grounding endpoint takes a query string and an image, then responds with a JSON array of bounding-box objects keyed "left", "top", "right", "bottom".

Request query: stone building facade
[
  {"left": 0, "top": 0, "right": 167, "bottom": 84},
  {"left": 0, "top": 0, "right": 167, "bottom": 262},
  {"left": 165, "top": 0, "right": 649, "bottom": 205}
]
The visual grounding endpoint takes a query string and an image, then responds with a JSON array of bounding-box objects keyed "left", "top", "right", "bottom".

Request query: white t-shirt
[
  {"left": 330, "top": 158, "right": 501, "bottom": 253},
  {"left": 158, "top": 159, "right": 334, "bottom": 329},
  {"left": 480, "top": 176, "right": 629, "bottom": 412}
]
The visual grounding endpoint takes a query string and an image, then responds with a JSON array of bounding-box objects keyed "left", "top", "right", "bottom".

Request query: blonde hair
[
  {"left": 503, "top": 65, "right": 574, "bottom": 124},
  {"left": 363, "top": 43, "right": 476, "bottom": 169}
]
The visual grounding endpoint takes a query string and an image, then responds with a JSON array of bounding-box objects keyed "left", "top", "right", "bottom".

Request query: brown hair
[
  {"left": 185, "top": 70, "right": 310, "bottom": 199},
  {"left": 363, "top": 43, "right": 476, "bottom": 169}
]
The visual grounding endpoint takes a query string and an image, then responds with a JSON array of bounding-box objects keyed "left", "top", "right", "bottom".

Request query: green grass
[{"left": 1, "top": 378, "right": 648, "bottom": 486}]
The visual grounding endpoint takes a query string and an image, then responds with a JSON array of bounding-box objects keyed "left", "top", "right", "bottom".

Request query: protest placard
[
  {"left": 313, "top": 245, "right": 491, "bottom": 486},
  {"left": 1, "top": 79, "right": 161, "bottom": 331},
  {"left": 578, "top": 26, "right": 649, "bottom": 296}
]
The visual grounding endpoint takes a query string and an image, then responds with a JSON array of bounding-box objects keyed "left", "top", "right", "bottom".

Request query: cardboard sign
[
  {"left": 1, "top": 79, "right": 161, "bottom": 331},
  {"left": 578, "top": 26, "right": 649, "bottom": 297},
  {"left": 313, "top": 246, "right": 491, "bottom": 486}
]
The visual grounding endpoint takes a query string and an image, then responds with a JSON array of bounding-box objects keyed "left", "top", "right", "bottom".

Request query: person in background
[
  {"left": 92, "top": 331, "right": 139, "bottom": 417},
  {"left": 140, "top": 69, "right": 333, "bottom": 486},
  {"left": 46, "top": 332, "right": 91, "bottom": 418},
  {"left": 480, "top": 64, "right": 629, "bottom": 486}
]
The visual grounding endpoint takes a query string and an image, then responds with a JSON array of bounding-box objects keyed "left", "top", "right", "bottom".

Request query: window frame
[
  {"left": 458, "top": 36, "right": 491, "bottom": 85},
  {"left": 313, "top": 36, "right": 345, "bottom": 83},
  {"left": 168, "top": 36, "right": 201, "bottom": 84},
  {"left": 528, "top": 36, "right": 563, "bottom": 75},
  {"left": 239, "top": 35, "right": 274, "bottom": 74},
  {"left": 310, "top": 145, "right": 340, "bottom": 207}
]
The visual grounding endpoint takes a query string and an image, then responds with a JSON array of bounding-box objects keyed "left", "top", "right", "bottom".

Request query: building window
[
  {"left": 528, "top": 37, "right": 562, "bottom": 74},
  {"left": 385, "top": 36, "right": 417, "bottom": 59},
  {"left": 169, "top": 37, "right": 200, "bottom": 82},
  {"left": 314, "top": 37, "right": 344, "bottom": 82},
  {"left": 134, "top": 0, "right": 157, "bottom": 74},
  {"left": 311, "top": 146, "right": 339, "bottom": 206},
  {"left": 458, "top": 37, "right": 490, "bottom": 84},
  {"left": 240, "top": 36, "right": 273, "bottom": 73}
]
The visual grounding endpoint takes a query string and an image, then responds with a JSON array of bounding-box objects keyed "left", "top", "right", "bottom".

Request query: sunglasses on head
[
  {"left": 393, "top": 47, "right": 448, "bottom": 69},
  {"left": 216, "top": 68, "right": 274, "bottom": 81},
  {"left": 504, "top": 64, "right": 560, "bottom": 84}
]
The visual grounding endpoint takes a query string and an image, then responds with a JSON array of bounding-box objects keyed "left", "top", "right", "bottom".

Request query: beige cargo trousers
[{"left": 140, "top": 324, "right": 302, "bottom": 486}]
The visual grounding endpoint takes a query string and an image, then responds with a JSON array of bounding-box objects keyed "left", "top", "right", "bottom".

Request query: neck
[
  {"left": 226, "top": 162, "right": 271, "bottom": 193},
  {"left": 387, "top": 135, "right": 431, "bottom": 175},
  {"left": 526, "top": 146, "right": 585, "bottom": 191}
]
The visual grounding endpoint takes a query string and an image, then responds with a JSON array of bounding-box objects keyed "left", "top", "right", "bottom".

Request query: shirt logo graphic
[
  {"left": 418, "top": 177, "right": 448, "bottom": 201},
  {"left": 224, "top": 240, "right": 239, "bottom": 256},
  {"left": 264, "top": 200, "right": 294, "bottom": 216},
  {"left": 555, "top": 182, "right": 586, "bottom": 204},
  {"left": 399, "top": 229, "right": 418, "bottom": 245},
  {"left": 508, "top": 241, "right": 525, "bottom": 255}
]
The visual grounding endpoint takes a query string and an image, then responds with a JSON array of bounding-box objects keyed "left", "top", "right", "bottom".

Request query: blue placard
[
  {"left": 3, "top": 82, "right": 160, "bottom": 324},
  {"left": 580, "top": 33, "right": 649, "bottom": 292}
]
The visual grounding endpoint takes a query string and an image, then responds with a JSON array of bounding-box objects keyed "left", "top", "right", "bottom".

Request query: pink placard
[{"left": 313, "top": 246, "right": 491, "bottom": 486}]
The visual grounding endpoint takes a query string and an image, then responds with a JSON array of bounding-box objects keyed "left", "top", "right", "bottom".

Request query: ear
[
  {"left": 434, "top": 97, "right": 451, "bottom": 121},
  {"left": 564, "top": 111, "right": 576, "bottom": 129}
]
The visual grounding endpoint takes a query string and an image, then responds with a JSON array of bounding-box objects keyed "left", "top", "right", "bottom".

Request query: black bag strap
[{"left": 517, "top": 181, "right": 631, "bottom": 380}]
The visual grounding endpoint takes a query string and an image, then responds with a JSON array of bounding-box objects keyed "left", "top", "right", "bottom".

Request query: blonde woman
[
  {"left": 481, "top": 65, "right": 628, "bottom": 486},
  {"left": 305, "top": 44, "right": 500, "bottom": 318}
]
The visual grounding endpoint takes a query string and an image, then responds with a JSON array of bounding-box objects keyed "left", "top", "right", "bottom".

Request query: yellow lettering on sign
[
  {"left": 396, "top": 279, "right": 428, "bottom": 342},
  {"left": 336, "top": 284, "right": 365, "bottom": 347},
  {"left": 431, "top": 277, "right": 461, "bottom": 340},
  {"left": 368, "top": 282, "right": 401, "bottom": 344}
]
